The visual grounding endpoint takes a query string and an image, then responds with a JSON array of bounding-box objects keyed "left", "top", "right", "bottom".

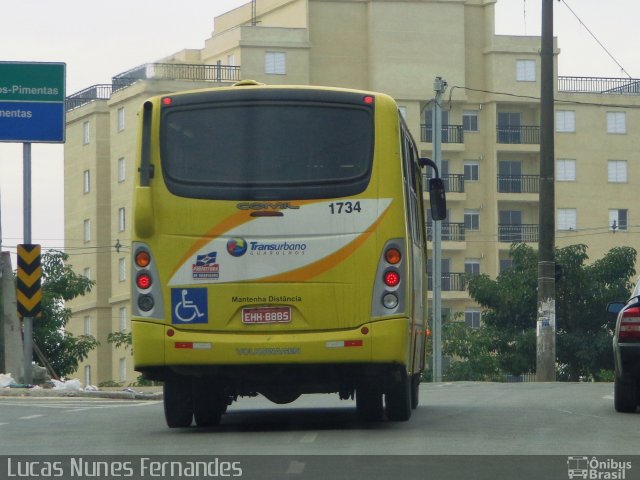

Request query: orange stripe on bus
[{"left": 169, "top": 199, "right": 321, "bottom": 279}]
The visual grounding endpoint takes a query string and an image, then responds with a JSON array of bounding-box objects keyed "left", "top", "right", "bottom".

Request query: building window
[
  {"left": 119, "top": 358, "right": 127, "bottom": 383},
  {"left": 464, "top": 162, "right": 479, "bottom": 181},
  {"left": 465, "top": 309, "right": 481, "bottom": 328},
  {"left": 462, "top": 110, "right": 479, "bottom": 131},
  {"left": 607, "top": 112, "right": 626, "bottom": 134},
  {"left": 118, "top": 207, "right": 126, "bottom": 232},
  {"left": 117, "top": 107, "right": 125, "bottom": 132},
  {"left": 83, "top": 219, "right": 91, "bottom": 242},
  {"left": 83, "top": 170, "right": 90, "bottom": 193},
  {"left": 464, "top": 210, "right": 480, "bottom": 231},
  {"left": 556, "top": 111, "right": 576, "bottom": 132},
  {"left": 557, "top": 208, "right": 577, "bottom": 231},
  {"left": 609, "top": 209, "right": 628, "bottom": 231},
  {"left": 119, "top": 307, "right": 128, "bottom": 331},
  {"left": 499, "top": 259, "right": 513, "bottom": 272},
  {"left": 82, "top": 121, "right": 90, "bottom": 144},
  {"left": 118, "top": 157, "right": 126, "bottom": 182},
  {"left": 516, "top": 60, "right": 536, "bottom": 82},
  {"left": 83, "top": 267, "right": 91, "bottom": 280},
  {"left": 464, "top": 259, "right": 481, "bottom": 276},
  {"left": 265, "top": 51, "right": 286, "bottom": 74},
  {"left": 556, "top": 159, "right": 576, "bottom": 182},
  {"left": 119, "top": 258, "right": 126, "bottom": 282},
  {"left": 227, "top": 54, "right": 236, "bottom": 66},
  {"left": 608, "top": 160, "right": 627, "bottom": 183},
  {"left": 84, "top": 316, "right": 92, "bottom": 336}
]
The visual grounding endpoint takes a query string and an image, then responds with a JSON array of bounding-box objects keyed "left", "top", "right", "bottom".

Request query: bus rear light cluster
[
  {"left": 132, "top": 243, "right": 162, "bottom": 316},
  {"left": 371, "top": 240, "right": 405, "bottom": 316},
  {"left": 619, "top": 306, "right": 640, "bottom": 341}
]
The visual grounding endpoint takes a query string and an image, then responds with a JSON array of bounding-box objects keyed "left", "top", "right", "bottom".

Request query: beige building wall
[{"left": 63, "top": 0, "right": 640, "bottom": 384}]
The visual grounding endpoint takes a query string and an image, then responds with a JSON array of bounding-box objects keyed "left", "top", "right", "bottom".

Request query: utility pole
[
  {"left": 431, "top": 76, "right": 447, "bottom": 382},
  {"left": 537, "top": 0, "right": 556, "bottom": 381}
]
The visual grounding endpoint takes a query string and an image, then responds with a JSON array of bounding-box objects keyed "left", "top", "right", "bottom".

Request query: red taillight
[
  {"left": 136, "top": 273, "right": 152, "bottom": 290},
  {"left": 383, "top": 270, "right": 400, "bottom": 287},
  {"left": 385, "top": 248, "right": 401, "bottom": 265},
  {"left": 619, "top": 306, "right": 640, "bottom": 341},
  {"left": 363, "top": 95, "right": 374, "bottom": 105},
  {"left": 162, "top": 97, "right": 173, "bottom": 106}
]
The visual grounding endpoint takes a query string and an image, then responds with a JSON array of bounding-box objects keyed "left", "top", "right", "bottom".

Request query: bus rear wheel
[
  {"left": 356, "top": 385, "right": 384, "bottom": 421},
  {"left": 385, "top": 373, "right": 412, "bottom": 421},
  {"left": 163, "top": 375, "right": 194, "bottom": 428},
  {"left": 193, "top": 382, "right": 227, "bottom": 427}
]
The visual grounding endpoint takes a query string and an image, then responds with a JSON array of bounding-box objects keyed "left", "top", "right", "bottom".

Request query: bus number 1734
[{"left": 329, "top": 201, "right": 362, "bottom": 214}]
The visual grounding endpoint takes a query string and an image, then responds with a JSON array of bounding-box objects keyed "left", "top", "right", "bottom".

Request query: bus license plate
[{"left": 242, "top": 306, "right": 291, "bottom": 324}]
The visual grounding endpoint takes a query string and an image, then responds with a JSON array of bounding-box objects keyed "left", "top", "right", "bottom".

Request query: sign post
[{"left": 1, "top": 61, "right": 65, "bottom": 384}]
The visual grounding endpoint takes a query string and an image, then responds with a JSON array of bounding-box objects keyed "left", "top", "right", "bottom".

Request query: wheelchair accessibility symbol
[{"left": 171, "top": 288, "right": 208, "bottom": 324}]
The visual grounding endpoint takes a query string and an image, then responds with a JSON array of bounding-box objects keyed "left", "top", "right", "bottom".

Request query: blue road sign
[
  {"left": 0, "top": 101, "right": 65, "bottom": 142},
  {"left": 0, "top": 62, "right": 65, "bottom": 143}
]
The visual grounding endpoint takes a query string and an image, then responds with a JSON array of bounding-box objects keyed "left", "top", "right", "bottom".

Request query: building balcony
[
  {"left": 425, "top": 174, "right": 465, "bottom": 193},
  {"left": 66, "top": 63, "right": 241, "bottom": 111},
  {"left": 498, "top": 224, "right": 539, "bottom": 243},
  {"left": 558, "top": 76, "right": 640, "bottom": 94},
  {"left": 428, "top": 272, "right": 466, "bottom": 292},
  {"left": 496, "top": 175, "right": 539, "bottom": 194},
  {"left": 427, "top": 222, "right": 465, "bottom": 242},
  {"left": 496, "top": 126, "right": 540, "bottom": 144},
  {"left": 421, "top": 124, "right": 464, "bottom": 143}
]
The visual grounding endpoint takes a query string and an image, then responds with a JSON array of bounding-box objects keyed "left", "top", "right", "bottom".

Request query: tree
[
  {"left": 34, "top": 250, "right": 98, "bottom": 378},
  {"left": 447, "top": 243, "right": 636, "bottom": 381}
]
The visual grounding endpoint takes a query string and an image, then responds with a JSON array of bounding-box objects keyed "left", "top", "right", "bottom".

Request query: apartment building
[{"left": 64, "top": 0, "right": 640, "bottom": 385}]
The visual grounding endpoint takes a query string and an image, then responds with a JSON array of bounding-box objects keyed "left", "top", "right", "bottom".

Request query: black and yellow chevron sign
[{"left": 17, "top": 243, "right": 42, "bottom": 318}]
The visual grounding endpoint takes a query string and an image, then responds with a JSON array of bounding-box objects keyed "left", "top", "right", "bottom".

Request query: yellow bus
[{"left": 131, "top": 82, "right": 446, "bottom": 428}]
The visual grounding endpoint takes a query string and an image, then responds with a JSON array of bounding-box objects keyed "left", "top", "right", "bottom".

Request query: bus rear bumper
[{"left": 132, "top": 317, "right": 414, "bottom": 372}]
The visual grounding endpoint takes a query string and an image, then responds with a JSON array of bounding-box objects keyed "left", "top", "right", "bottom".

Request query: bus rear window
[{"left": 160, "top": 101, "right": 374, "bottom": 200}]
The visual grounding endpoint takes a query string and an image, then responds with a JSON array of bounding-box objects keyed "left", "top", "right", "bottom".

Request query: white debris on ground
[
  {"left": 1, "top": 373, "right": 98, "bottom": 391},
  {"left": 0, "top": 373, "right": 16, "bottom": 387}
]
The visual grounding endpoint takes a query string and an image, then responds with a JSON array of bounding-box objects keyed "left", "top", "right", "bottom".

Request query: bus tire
[
  {"left": 614, "top": 376, "right": 638, "bottom": 413},
  {"left": 193, "top": 382, "right": 226, "bottom": 427},
  {"left": 385, "top": 373, "right": 412, "bottom": 421},
  {"left": 163, "top": 375, "right": 194, "bottom": 428},
  {"left": 356, "top": 385, "right": 384, "bottom": 421},
  {"left": 410, "top": 373, "right": 420, "bottom": 410}
]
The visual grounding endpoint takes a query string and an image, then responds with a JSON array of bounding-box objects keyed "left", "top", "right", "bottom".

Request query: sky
[{"left": 1, "top": 0, "right": 639, "bottom": 259}]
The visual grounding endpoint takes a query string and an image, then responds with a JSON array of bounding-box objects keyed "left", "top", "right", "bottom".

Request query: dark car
[{"left": 607, "top": 278, "right": 640, "bottom": 412}]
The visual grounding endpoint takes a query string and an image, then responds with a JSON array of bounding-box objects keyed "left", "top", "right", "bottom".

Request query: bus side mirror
[
  {"left": 420, "top": 157, "right": 447, "bottom": 221},
  {"left": 428, "top": 178, "right": 447, "bottom": 221}
]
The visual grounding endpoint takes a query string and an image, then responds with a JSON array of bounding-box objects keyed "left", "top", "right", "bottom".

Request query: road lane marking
[
  {"left": 19, "top": 414, "right": 44, "bottom": 420},
  {"left": 287, "top": 460, "right": 306, "bottom": 475},
  {"left": 300, "top": 432, "right": 318, "bottom": 443},
  {"left": 66, "top": 401, "right": 162, "bottom": 413},
  {"left": 602, "top": 394, "right": 614, "bottom": 400},
  {"left": 553, "top": 408, "right": 605, "bottom": 420}
]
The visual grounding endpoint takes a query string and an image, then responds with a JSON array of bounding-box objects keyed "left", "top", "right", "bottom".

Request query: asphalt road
[{"left": 0, "top": 382, "right": 638, "bottom": 479}]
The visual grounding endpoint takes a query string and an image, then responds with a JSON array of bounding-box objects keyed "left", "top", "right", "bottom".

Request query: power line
[{"left": 559, "top": 0, "right": 632, "bottom": 79}]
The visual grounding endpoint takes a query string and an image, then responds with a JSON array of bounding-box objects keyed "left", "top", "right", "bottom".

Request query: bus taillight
[
  {"left": 135, "top": 250, "right": 151, "bottom": 268},
  {"left": 385, "top": 248, "right": 401, "bottom": 265},
  {"left": 383, "top": 270, "right": 400, "bottom": 287},
  {"left": 136, "top": 272, "right": 152, "bottom": 290}
]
